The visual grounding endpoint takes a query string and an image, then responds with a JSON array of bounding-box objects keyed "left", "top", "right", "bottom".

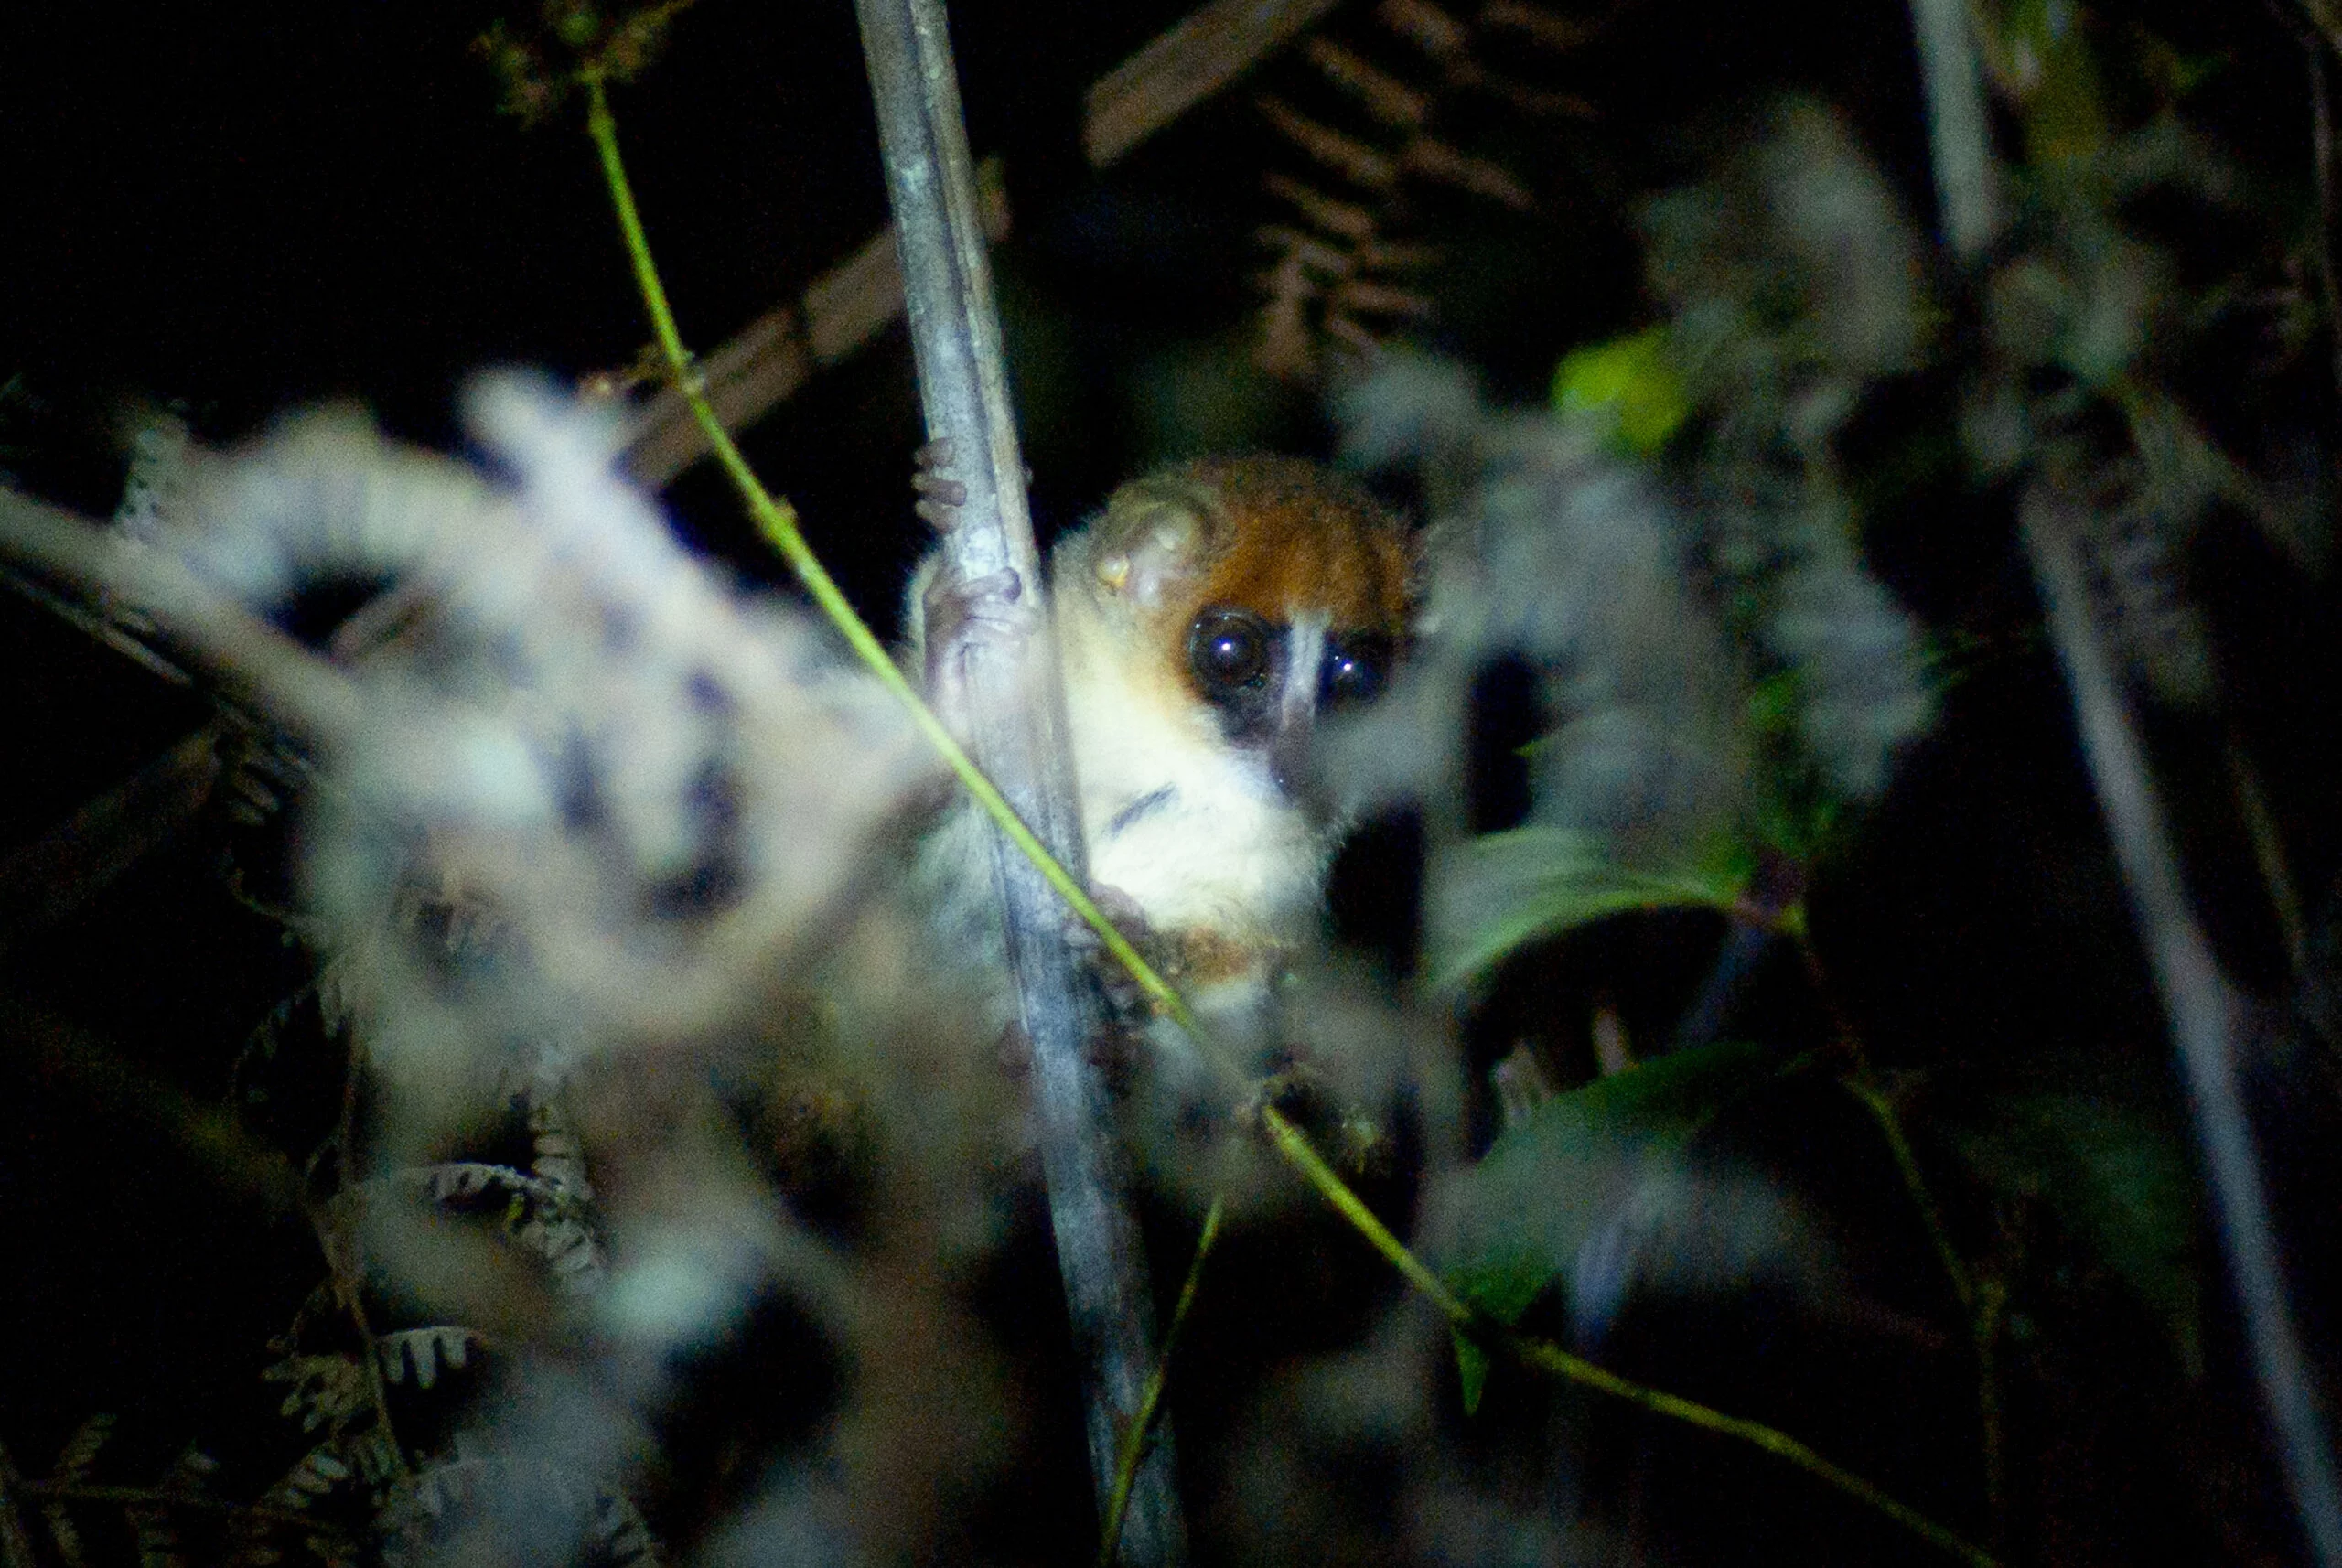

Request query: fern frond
[
  {"left": 339, "top": 1429, "right": 402, "bottom": 1492},
  {"left": 1302, "top": 36, "right": 1431, "bottom": 128},
  {"left": 400, "top": 1161, "right": 566, "bottom": 1211},
  {"left": 22, "top": 1420, "right": 111, "bottom": 1568},
  {"left": 262, "top": 1446, "right": 351, "bottom": 1513},
  {"left": 263, "top": 1353, "right": 370, "bottom": 1434},
  {"left": 42, "top": 1499, "right": 86, "bottom": 1568},
  {"left": 393, "top": 1159, "right": 606, "bottom": 1291},
  {"left": 124, "top": 1449, "right": 215, "bottom": 1568},
  {"left": 269, "top": 1283, "right": 338, "bottom": 1362},
  {"left": 0, "top": 1443, "right": 39, "bottom": 1568},
  {"left": 111, "top": 406, "right": 194, "bottom": 542},
  {"left": 375, "top": 1328, "right": 485, "bottom": 1391},
  {"left": 586, "top": 1492, "right": 664, "bottom": 1568},
  {"left": 512, "top": 1208, "right": 606, "bottom": 1293},
  {"left": 1261, "top": 95, "right": 1400, "bottom": 188},
  {"left": 47, "top": 1417, "right": 113, "bottom": 1487},
  {"left": 525, "top": 1097, "right": 593, "bottom": 1200},
  {"left": 156, "top": 1451, "right": 219, "bottom": 1499},
  {"left": 378, "top": 1447, "right": 660, "bottom": 1568},
  {"left": 126, "top": 1506, "right": 186, "bottom": 1568},
  {"left": 1243, "top": 0, "right": 1589, "bottom": 375},
  {"left": 230, "top": 1445, "right": 354, "bottom": 1568}
]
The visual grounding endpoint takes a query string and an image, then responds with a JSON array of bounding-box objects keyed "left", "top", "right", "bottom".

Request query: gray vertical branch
[
  {"left": 1905, "top": 0, "right": 2000, "bottom": 261},
  {"left": 849, "top": 2, "right": 1190, "bottom": 1563},
  {"left": 2024, "top": 494, "right": 2342, "bottom": 1567},
  {"left": 1905, "top": 1, "right": 2342, "bottom": 1557}
]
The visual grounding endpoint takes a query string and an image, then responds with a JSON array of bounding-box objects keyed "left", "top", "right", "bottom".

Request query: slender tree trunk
[{"left": 850, "top": 4, "right": 1190, "bottom": 1562}]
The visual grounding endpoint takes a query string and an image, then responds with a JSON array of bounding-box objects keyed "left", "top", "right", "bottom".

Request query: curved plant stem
[
  {"left": 584, "top": 75, "right": 1196, "bottom": 1049},
  {"left": 596, "top": 70, "right": 1192, "bottom": 1555},
  {"left": 322, "top": 1034, "right": 412, "bottom": 1483},
  {"left": 1973, "top": 1274, "right": 2008, "bottom": 1530},
  {"left": 1802, "top": 920, "right": 2006, "bottom": 1540},
  {"left": 1842, "top": 1077, "right": 1972, "bottom": 1310},
  {"left": 1100, "top": 1197, "right": 1224, "bottom": 1568},
  {"left": 1841, "top": 1072, "right": 2006, "bottom": 1537},
  {"left": 1260, "top": 1105, "right": 2000, "bottom": 1568},
  {"left": 582, "top": 79, "right": 1995, "bottom": 1568}
]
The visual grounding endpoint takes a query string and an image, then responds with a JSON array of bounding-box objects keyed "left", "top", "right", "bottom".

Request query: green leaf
[
  {"left": 1452, "top": 1331, "right": 1492, "bottom": 1416},
  {"left": 1990, "top": 0, "right": 2110, "bottom": 162},
  {"left": 1439, "top": 1041, "right": 1783, "bottom": 1358},
  {"left": 1552, "top": 326, "right": 1689, "bottom": 455},
  {"left": 1952, "top": 1091, "right": 2203, "bottom": 1375},
  {"left": 1428, "top": 828, "right": 1740, "bottom": 991}
]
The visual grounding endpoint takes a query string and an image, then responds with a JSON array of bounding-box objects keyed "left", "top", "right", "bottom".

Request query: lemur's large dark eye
[
  {"left": 1320, "top": 632, "right": 1393, "bottom": 708},
  {"left": 1187, "top": 607, "right": 1274, "bottom": 700}
]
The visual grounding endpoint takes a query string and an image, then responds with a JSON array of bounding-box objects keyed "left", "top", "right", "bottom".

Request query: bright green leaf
[
  {"left": 1452, "top": 1331, "right": 1491, "bottom": 1415},
  {"left": 1552, "top": 326, "right": 1688, "bottom": 455}
]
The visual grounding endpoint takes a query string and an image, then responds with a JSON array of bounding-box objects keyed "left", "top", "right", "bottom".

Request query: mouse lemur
[{"left": 905, "top": 454, "right": 1413, "bottom": 1061}]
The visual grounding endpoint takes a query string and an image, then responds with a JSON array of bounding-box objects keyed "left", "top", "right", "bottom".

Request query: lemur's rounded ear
[{"left": 1087, "top": 473, "right": 1219, "bottom": 611}]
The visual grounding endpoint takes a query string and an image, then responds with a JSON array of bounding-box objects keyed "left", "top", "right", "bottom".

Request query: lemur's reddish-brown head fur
[{"left": 1070, "top": 456, "right": 1412, "bottom": 703}]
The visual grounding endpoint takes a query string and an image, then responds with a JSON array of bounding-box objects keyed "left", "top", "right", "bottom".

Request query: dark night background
[{"left": 4, "top": 1, "right": 2342, "bottom": 1563}]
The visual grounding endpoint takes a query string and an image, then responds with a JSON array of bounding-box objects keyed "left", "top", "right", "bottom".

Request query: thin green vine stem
[
  {"left": 1259, "top": 1107, "right": 1999, "bottom": 1568},
  {"left": 326, "top": 1032, "right": 414, "bottom": 1483},
  {"left": 585, "top": 75, "right": 1193, "bottom": 1044},
  {"left": 1840, "top": 1075, "right": 2011, "bottom": 1538},
  {"left": 1099, "top": 1197, "right": 1224, "bottom": 1568},
  {"left": 1805, "top": 917, "right": 2008, "bottom": 1541},
  {"left": 1974, "top": 1274, "right": 2008, "bottom": 1534},
  {"left": 1842, "top": 1075, "right": 1974, "bottom": 1312},
  {"left": 581, "top": 79, "right": 1995, "bottom": 1568}
]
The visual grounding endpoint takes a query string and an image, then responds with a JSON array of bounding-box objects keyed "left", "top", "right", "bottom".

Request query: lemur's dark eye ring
[
  {"left": 1320, "top": 632, "right": 1393, "bottom": 708},
  {"left": 1187, "top": 607, "right": 1273, "bottom": 698}
]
